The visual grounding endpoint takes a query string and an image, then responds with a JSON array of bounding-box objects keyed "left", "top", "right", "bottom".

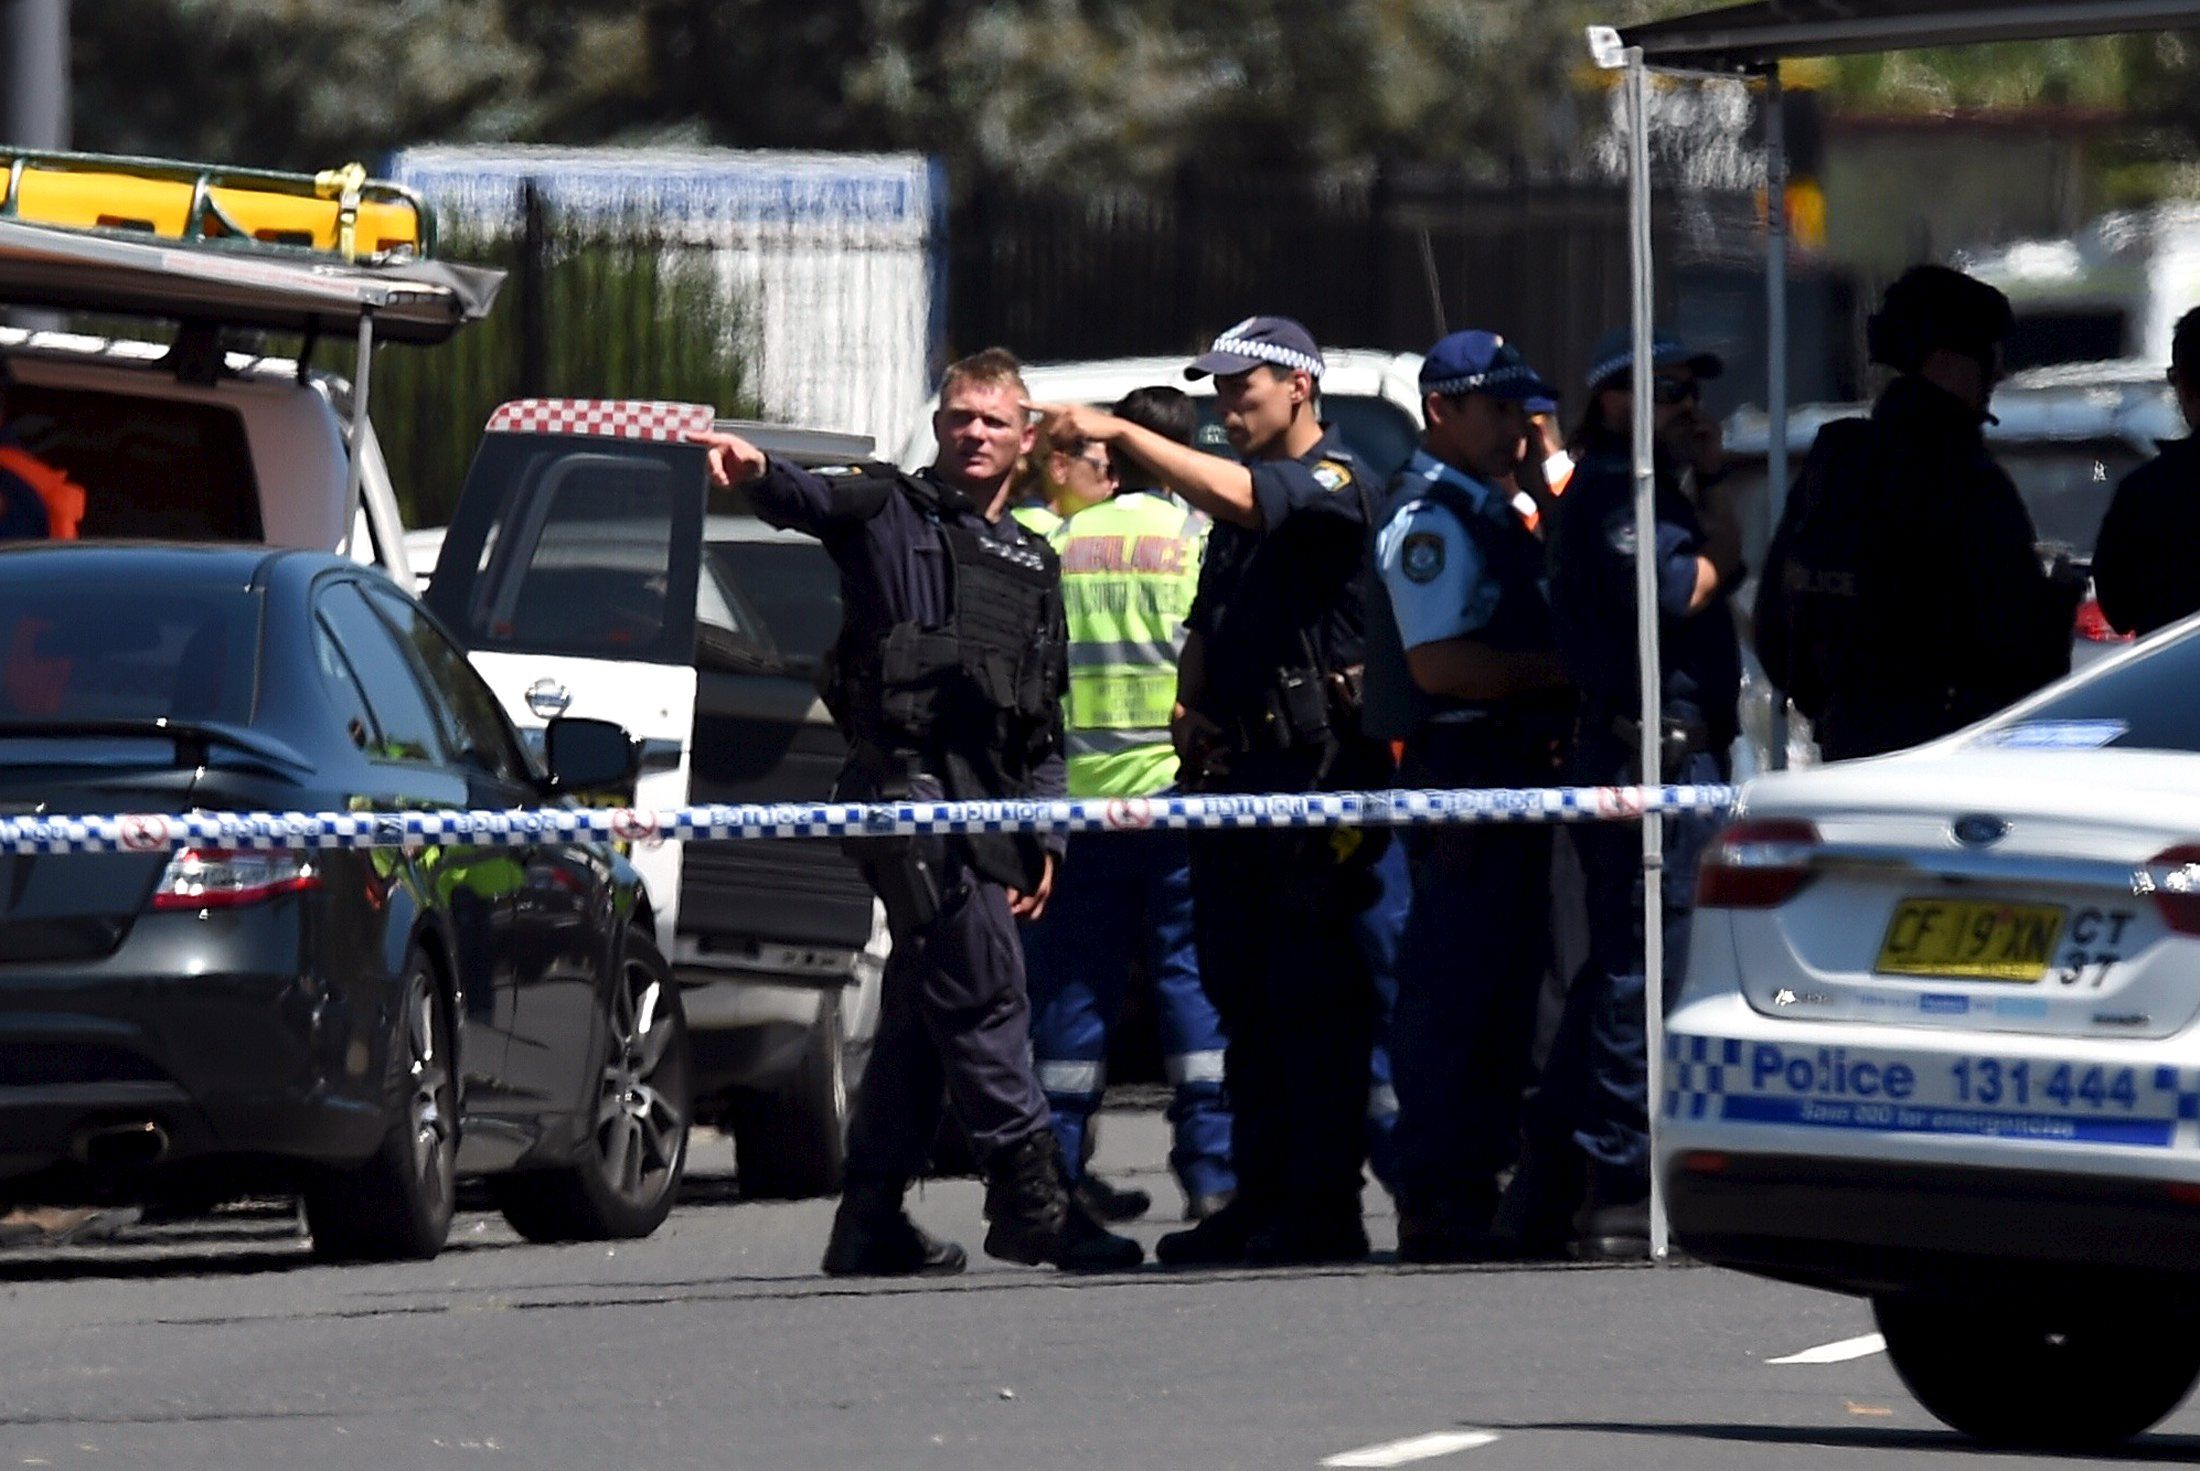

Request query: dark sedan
[{"left": 0, "top": 544, "right": 689, "bottom": 1260}]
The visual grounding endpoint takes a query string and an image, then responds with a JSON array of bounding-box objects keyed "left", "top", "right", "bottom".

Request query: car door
[
  {"left": 425, "top": 432, "right": 705, "bottom": 952},
  {"left": 367, "top": 579, "right": 611, "bottom": 1116},
  {"left": 314, "top": 578, "right": 528, "bottom": 1152}
]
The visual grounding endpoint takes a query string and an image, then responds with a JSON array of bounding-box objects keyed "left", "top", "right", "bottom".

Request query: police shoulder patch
[
  {"left": 1311, "top": 460, "right": 1352, "bottom": 493},
  {"left": 1401, "top": 530, "right": 1446, "bottom": 584}
]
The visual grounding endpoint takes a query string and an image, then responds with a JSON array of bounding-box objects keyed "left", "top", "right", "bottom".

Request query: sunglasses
[{"left": 1651, "top": 377, "right": 1701, "bottom": 406}]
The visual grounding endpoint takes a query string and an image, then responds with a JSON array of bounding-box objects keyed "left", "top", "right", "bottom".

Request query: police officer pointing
[
  {"left": 1363, "top": 331, "right": 1572, "bottom": 1262},
  {"left": 691, "top": 348, "right": 1140, "bottom": 1275},
  {"left": 1037, "top": 316, "right": 1390, "bottom": 1266}
]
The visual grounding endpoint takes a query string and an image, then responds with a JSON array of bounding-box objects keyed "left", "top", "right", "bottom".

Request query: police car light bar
[{"left": 486, "top": 398, "right": 715, "bottom": 441}]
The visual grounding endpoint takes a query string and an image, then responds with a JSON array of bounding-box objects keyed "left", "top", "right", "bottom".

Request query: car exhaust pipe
[{"left": 72, "top": 1120, "right": 169, "bottom": 1168}]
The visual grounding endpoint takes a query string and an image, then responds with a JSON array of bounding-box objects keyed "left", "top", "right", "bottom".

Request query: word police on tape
[{"left": 0, "top": 785, "right": 1740, "bottom": 855}]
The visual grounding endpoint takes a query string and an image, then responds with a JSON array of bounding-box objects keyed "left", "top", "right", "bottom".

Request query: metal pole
[
  {"left": 1764, "top": 66, "right": 1792, "bottom": 772},
  {"left": 3, "top": 0, "right": 69, "bottom": 149},
  {"left": 339, "top": 310, "right": 374, "bottom": 558},
  {"left": 1625, "top": 50, "right": 1672, "bottom": 1263}
]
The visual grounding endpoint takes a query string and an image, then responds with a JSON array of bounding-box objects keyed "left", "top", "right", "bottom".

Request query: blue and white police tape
[{"left": 0, "top": 785, "right": 1739, "bottom": 855}]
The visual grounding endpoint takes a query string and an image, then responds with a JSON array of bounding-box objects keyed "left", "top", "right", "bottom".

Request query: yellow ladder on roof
[{"left": 0, "top": 150, "right": 431, "bottom": 262}]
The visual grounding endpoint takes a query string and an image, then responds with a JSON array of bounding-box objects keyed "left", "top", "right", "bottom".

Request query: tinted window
[
  {"left": 436, "top": 442, "right": 701, "bottom": 665},
  {"left": 2004, "top": 444, "right": 2145, "bottom": 560},
  {"left": 1978, "top": 630, "right": 2200, "bottom": 755},
  {"left": 9, "top": 385, "right": 261, "bottom": 540},
  {"left": 706, "top": 536, "right": 840, "bottom": 671},
  {"left": 316, "top": 582, "right": 445, "bottom": 764},
  {"left": 361, "top": 583, "right": 531, "bottom": 785},
  {"left": 0, "top": 581, "right": 256, "bottom": 723},
  {"left": 1189, "top": 394, "right": 1420, "bottom": 482},
  {"left": 311, "top": 619, "right": 381, "bottom": 753}
]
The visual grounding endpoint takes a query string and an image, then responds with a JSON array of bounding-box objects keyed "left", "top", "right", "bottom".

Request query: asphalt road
[{"left": 4, "top": 1108, "right": 2198, "bottom": 1471}]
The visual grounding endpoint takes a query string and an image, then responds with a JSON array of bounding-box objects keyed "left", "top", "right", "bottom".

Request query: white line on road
[
  {"left": 1766, "top": 1332, "right": 1887, "bottom": 1365},
  {"left": 1321, "top": 1430, "right": 1501, "bottom": 1467}
]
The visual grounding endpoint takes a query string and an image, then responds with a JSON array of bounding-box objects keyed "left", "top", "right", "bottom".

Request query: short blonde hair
[{"left": 939, "top": 346, "right": 1029, "bottom": 404}]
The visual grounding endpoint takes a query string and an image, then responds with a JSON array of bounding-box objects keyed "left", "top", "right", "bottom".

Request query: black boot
[
  {"left": 821, "top": 1178, "right": 968, "bottom": 1278},
  {"left": 1572, "top": 1172, "right": 1651, "bottom": 1263},
  {"left": 1155, "top": 1193, "right": 1263, "bottom": 1267},
  {"left": 1075, "top": 1171, "right": 1152, "bottom": 1224},
  {"left": 1488, "top": 1145, "right": 1587, "bottom": 1263},
  {"left": 983, "top": 1133, "right": 1143, "bottom": 1271}
]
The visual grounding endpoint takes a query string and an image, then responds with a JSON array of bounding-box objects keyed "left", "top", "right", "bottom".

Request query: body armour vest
[
  {"left": 1363, "top": 469, "right": 1555, "bottom": 739},
  {"left": 823, "top": 467, "right": 1068, "bottom": 892}
]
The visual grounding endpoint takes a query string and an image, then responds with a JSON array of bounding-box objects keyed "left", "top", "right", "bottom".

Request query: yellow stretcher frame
[{"left": 0, "top": 150, "right": 432, "bottom": 263}]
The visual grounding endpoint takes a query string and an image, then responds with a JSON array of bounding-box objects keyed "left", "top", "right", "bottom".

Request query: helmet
[{"left": 1867, "top": 265, "right": 2013, "bottom": 375}]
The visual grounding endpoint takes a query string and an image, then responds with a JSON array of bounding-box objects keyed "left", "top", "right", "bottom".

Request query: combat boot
[
  {"left": 982, "top": 1133, "right": 1143, "bottom": 1271},
  {"left": 1074, "top": 1171, "right": 1152, "bottom": 1224},
  {"left": 821, "top": 1177, "right": 968, "bottom": 1278}
]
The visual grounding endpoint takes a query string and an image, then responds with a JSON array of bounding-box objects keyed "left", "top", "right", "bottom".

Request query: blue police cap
[
  {"left": 1419, "top": 330, "right": 1559, "bottom": 404},
  {"left": 1186, "top": 316, "right": 1325, "bottom": 381},
  {"left": 1586, "top": 327, "right": 1724, "bottom": 392}
]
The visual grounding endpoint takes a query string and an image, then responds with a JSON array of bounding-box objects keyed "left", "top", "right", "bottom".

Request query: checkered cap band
[
  {"left": 1425, "top": 364, "right": 1543, "bottom": 397},
  {"left": 1205, "top": 335, "right": 1324, "bottom": 380},
  {"left": 487, "top": 399, "right": 715, "bottom": 441}
]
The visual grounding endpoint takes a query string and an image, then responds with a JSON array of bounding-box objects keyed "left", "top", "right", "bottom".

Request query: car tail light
[
  {"left": 2144, "top": 844, "right": 2200, "bottom": 935},
  {"left": 1697, "top": 818, "right": 1820, "bottom": 909},
  {"left": 2075, "top": 598, "right": 2135, "bottom": 644},
  {"left": 152, "top": 848, "right": 321, "bottom": 911}
]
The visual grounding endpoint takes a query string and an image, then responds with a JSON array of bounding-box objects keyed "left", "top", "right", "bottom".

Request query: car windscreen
[
  {"left": 1188, "top": 393, "right": 1420, "bottom": 481},
  {"left": 8, "top": 384, "right": 262, "bottom": 540},
  {"left": 707, "top": 534, "right": 841, "bottom": 674},
  {"left": 0, "top": 581, "right": 257, "bottom": 724},
  {"left": 1975, "top": 628, "right": 2200, "bottom": 755}
]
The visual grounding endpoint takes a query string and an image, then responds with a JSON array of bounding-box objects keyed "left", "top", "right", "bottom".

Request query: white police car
[{"left": 1665, "top": 610, "right": 2200, "bottom": 1448}]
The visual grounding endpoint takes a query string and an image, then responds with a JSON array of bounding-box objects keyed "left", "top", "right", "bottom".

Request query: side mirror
[{"left": 543, "top": 716, "right": 636, "bottom": 792}]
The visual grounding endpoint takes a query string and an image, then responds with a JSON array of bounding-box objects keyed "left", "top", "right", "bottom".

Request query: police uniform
[
  {"left": 1364, "top": 335, "right": 1571, "bottom": 1254},
  {"left": 1018, "top": 488, "right": 1236, "bottom": 1212},
  {"left": 1533, "top": 376, "right": 1740, "bottom": 1253},
  {"left": 747, "top": 454, "right": 1138, "bottom": 1273},
  {"left": 1165, "top": 415, "right": 1390, "bottom": 1265}
]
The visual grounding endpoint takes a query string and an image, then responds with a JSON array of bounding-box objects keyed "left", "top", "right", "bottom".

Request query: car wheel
[
  {"left": 730, "top": 988, "right": 855, "bottom": 1199},
  {"left": 1875, "top": 1293, "right": 2200, "bottom": 1449},
  {"left": 304, "top": 947, "right": 458, "bottom": 1262},
  {"left": 496, "top": 927, "right": 691, "bottom": 1242}
]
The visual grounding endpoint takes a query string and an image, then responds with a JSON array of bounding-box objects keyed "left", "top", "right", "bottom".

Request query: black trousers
[
  {"left": 841, "top": 802, "right": 1049, "bottom": 1187},
  {"left": 1188, "top": 753, "right": 1380, "bottom": 1217}
]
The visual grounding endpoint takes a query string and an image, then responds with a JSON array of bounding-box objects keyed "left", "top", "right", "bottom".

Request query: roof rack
[{"left": 0, "top": 150, "right": 432, "bottom": 263}]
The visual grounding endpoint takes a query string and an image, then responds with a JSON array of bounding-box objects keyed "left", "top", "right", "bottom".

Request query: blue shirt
[{"left": 1374, "top": 450, "right": 1504, "bottom": 651}]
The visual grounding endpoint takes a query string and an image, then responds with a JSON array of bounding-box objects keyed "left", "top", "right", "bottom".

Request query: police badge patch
[
  {"left": 1311, "top": 461, "right": 1351, "bottom": 492},
  {"left": 1402, "top": 531, "right": 1445, "bottom": 583}
]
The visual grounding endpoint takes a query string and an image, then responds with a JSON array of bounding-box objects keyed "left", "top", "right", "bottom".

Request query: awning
[
  {"left": 0, "top": 217, "right": 503, "bottom": 345},
  {"left": 1619, "top": 0, "right": 2200, "bottom": 74}
]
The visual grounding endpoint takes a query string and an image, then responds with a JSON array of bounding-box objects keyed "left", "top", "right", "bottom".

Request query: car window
[
  {"left": 2003, "top": 443, "right": 2147, "bottom": 560},
  {"left": 311, "top": 618, "right": 382, "bottom": 754},
  {"left": 0, "top": 581, "right": 257, "bottom": 724},
  {"left": 315, "top": 582, "right": 446, "bottom": 764},
  {"left": 1978, "top": 628, "right": 2200, "bottom": 755},
  {"left": 1188, "top": 393, "right": 1419, "bottom": 482},
  {"left": 705, "top": 534, "right": 838, "bottom": 674},
  {"left": 439, "top": 443, "right": 700, "bottom": 664},
  {"left": 8, "top": 384, "right": 261, "bottom": 540},
  {"left": 360, "top": 583, "right": 532, "bottom": 785}
]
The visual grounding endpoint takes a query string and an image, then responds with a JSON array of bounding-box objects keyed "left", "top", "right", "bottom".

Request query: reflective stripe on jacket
[
  {"left": 1050, "top": 491, "right": 1208, "bottom": 797},
  {"left": 0, "top": 446, "right": 84, "bottom": 539}
]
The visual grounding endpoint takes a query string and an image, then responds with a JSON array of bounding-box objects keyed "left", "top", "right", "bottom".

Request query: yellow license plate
[{"left": 1875, "top": 898, "right": 2066, "bottom": 982}]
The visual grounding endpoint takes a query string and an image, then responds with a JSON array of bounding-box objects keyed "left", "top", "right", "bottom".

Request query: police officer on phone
[{"left": 691, "top": 348, "right": 1140, "bottom": 1276}]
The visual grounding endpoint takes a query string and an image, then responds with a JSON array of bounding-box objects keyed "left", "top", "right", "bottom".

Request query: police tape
[{"left": 0, "top": 785, "right": 1740, "bottom": 855}]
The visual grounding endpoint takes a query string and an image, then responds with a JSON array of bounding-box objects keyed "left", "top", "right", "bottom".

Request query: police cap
[
  {"left": 1868, "top": 265, "right": 2013, "bottom": 374},
  {"left": 1420, "top": 330, "right": 1559, "bottom": 404},
  {"left": 1186, "top": 316, "right": 1325, "bottom": 381},
  {"left": 1585, "top": 327, "right": 1724, "bottom": 394}
]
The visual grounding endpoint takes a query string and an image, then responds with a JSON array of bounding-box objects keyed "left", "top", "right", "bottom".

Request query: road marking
[
  {"left": 1767, "top": 1332, "right": 1887, "bottom": 1365},
  {"left": 1321, "top": 1430, "right": 1501, "bottom": 1466}
]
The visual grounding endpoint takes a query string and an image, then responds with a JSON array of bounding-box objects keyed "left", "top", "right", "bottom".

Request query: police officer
[
  {"left": 691, "top": 348, "right": 1140, "bottom": 1276},
  {"left": 1757, "top": 266, "right": 2081, "bottom": 759},
  {"left": 1036, "top": 316, "right": 1389, "bottom": 1266},
  {"left": 1019, "top": 385, "right": 1236, "bottom": 1224},
  {"left": 1362, "top": 331, "right": 1573, "bottom": 1262},
  {"left": 2092, "top": 305, "right": 2200, "bottom": 638},
  {"left": 1521, "top": 327, "right": 1742, "bottom": 1261}
]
